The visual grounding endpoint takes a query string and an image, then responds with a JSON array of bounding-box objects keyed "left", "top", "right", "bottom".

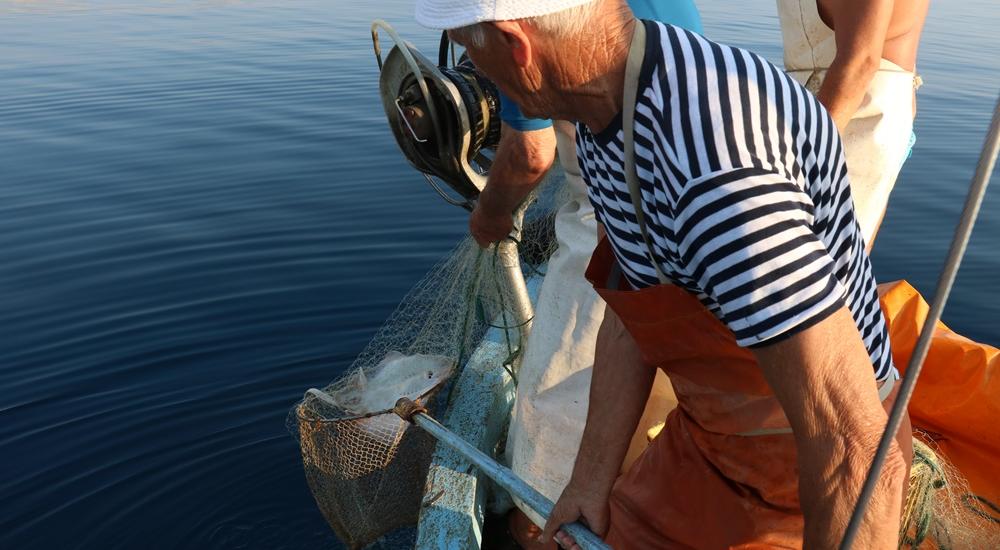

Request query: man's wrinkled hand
[
  {"left": 469, "top": 203, "right": 514, "bottom": 248},
  {"left": 539, "top": 478, "right": 611, "bottom": 548}
]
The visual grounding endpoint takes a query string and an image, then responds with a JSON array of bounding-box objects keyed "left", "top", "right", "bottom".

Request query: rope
[
  {"left": 839, "top": 94, "right": 1000, "bottom": 549},
  {"left": 488, "top": 243, "right": 535, "bottom": 385},
  {"left": 962, "top": 494, "right": 1000, "bottom": 525},
  {"left": 899, "top": 440, "right": 947, "bottom": 548},
  {"left": 493, "top": 246, "right": 517, "bottom": 360},
  {"left": 501, "top": 348, "right": 520, "bottom": 386},
  {"left": 456, "top": 246, "right": 489, "bottom": 367},
  {"left": 504, "top": 233, "right": 548, "bottom": 278}
]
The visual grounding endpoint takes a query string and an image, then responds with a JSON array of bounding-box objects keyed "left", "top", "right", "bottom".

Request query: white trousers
[
  {"left": 790, "top": 59, "right": 917, "bottom": 244},
  {"left": 505, "top": 122, "right": 676, "bottom": 525}
]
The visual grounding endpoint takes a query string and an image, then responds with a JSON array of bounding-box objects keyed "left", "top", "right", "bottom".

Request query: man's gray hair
[{"left": 450, "top": 1, "right": 598, "bottom": 48}]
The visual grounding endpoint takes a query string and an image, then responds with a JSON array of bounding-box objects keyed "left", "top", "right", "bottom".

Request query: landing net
[{"left": 287, "top": 175, "right": 565, "bottom": 549}]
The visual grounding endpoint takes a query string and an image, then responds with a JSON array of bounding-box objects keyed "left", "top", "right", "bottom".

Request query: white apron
[
  {"left": 505, "top": 121, "right": 677, "bottom": 525},
  {"left": 777, "top": 0, "right": 918, "bottom": 243}
]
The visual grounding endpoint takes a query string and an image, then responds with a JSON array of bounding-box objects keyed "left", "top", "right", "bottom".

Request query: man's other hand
[
  {"left": 469, "top": 202, "right": 514, "bottom": 247},
  {"left": 539, "top": 475, "right": 611, "bottom": 547}
]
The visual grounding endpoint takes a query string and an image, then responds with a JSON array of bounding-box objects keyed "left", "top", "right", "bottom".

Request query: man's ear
[{"left": 488, "top": 20, "right": 532, "bottom": 67}]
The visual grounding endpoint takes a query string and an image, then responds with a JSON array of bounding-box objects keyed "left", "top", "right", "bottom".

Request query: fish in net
[{"left": 288, "top": 177, "right": 565, "bottom": 549}]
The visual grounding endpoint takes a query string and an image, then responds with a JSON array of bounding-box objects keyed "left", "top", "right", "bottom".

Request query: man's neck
[{"left": 544, "top": 14, "right": 637, "bottom": 132}]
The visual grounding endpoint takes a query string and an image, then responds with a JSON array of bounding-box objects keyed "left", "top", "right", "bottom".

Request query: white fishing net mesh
[
  {"left": 899, "top": 437, "right": 1000, "bottom": 549},
  {"left": 288, "top": 176, "right": 565, "bottom": 549}
]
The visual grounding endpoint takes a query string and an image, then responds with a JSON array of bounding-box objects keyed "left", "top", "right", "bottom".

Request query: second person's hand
[{"left": 469, "top": 202, "right": 514, "bottom": 248}]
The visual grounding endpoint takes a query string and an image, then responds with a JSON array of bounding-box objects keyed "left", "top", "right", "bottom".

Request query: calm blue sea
[{"left": 1, "top": 1, "right": 997, "bottom": 548}]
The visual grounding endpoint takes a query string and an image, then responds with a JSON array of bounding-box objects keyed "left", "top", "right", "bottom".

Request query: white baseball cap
[{"left": 415, "top": 0, "right": 595, "bottom": 30}]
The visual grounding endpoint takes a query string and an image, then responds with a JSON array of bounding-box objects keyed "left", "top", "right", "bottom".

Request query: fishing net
[
  {"left": 899, "top": 436, "right": 1000, "bottom": 549},
  {"left": 288, "top": 175, "right": 566, "bottom": 549}
]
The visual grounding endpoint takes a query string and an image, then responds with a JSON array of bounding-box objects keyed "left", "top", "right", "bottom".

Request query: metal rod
[
  {"left": 497, "top": 208, "right": 534, "bottom": 347},
  {"left": 394, "top": 398, "right": 610, "bottom": 550},
  {"left": 421, "top": 172, "right": 475, "bottom": 210},
  {"left": 839, "top": 94, "right": 1000, "bottom": 549},
  {"left": 370, "top": 20, "right": 445, "bottom": 150}
]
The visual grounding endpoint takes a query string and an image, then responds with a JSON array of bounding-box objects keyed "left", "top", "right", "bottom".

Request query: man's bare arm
[
  {"left": 817, "top": 0, "right": 895, "bottom": 131},
  {"left": 752, "top": 306, "right": 907, "bottom": 549},
  {"left": 540, "top": 304, "right": 654, "bottom": 544},
  {"left": 469, "top": 123, "right": 556, "bottom": 247}
]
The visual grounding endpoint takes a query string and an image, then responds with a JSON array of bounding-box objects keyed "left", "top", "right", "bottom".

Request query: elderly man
[
  {"left": 468, "top": 2, "right": 701, "bottom": 547},
  {"left": 418, "top": 0, "right": 912, "bottom": 547},
  {"left": 777, "top": 0, "right": 929, "bottom": 245}
]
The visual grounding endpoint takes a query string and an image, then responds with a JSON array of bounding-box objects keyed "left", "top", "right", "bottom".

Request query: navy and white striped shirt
[{"left": 577, "top": 21, "right": 895, "bottom": 381}]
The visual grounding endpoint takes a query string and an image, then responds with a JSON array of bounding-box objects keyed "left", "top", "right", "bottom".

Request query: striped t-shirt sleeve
[{"left": 672, "top": 166, "right": 848, "bottom": 347}]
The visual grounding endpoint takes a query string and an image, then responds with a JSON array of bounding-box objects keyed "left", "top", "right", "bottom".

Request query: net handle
[{"left": 394, "top": 398, "right": 611, "bottom": 550}]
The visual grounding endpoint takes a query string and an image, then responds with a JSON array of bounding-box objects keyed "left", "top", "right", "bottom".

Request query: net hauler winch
[
  {"left": 371, "top": 20, "right": 501, "bottom": 210},
  {"left": 369, "top": 20, "right": 532, "bottom": 337}
]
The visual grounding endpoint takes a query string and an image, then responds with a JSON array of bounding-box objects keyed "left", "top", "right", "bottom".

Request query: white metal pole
[{"left": 496, "top": 208, "right": 534, "bottom": 346}]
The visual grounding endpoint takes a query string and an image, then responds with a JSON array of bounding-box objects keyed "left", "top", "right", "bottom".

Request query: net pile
[
  {"left": 288, "top": 176, "right": 565, "bottom": 549},
  {"left": 899, "top": 437, "right": 1000, "bottom": 549}
]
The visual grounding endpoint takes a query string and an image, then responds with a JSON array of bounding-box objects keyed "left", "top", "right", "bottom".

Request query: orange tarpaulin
[{"left": 879, "top": 280, "right": 1000, "bottom": 507}]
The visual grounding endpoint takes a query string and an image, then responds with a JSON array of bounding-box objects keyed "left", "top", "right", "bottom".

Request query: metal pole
[
  {"left": 395, "top": 398, "right": 611, "bottom": 550},
  {"left": 839, "top": 94, "right": 1000, "bottom": 549},
  {"left": 496, "top": 208, "right": 534, "bottom": 345}
]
